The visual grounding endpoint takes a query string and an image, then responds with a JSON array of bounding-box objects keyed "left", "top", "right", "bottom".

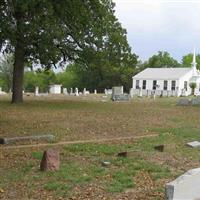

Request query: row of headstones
[{"left": 35, "top": 86, "right": 97, "bottom": 96}]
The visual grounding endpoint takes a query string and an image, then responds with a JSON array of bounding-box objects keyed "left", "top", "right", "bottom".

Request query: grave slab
[
  {"left": 187, "top": 141, "right": 200, "bottom": 148},
  {"left": 165, "top": 168, "right": 200, "bottom": 200}
]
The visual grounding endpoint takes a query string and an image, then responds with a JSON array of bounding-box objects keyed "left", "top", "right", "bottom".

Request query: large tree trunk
[{"left": 12, "top": 41, "right": 25, "bottom": 103}]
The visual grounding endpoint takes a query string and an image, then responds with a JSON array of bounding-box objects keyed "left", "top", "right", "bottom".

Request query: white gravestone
[
  {"left": 83, "top": 88, "right": 86, "bottom": 96},
  {"left": 187, "top": 141, "right": 200, "bottom": 148},
  {"left": 70, "top": 88, "right": 73, "bottom": 95},
  {"left": 75, "top": 87, "right": 79, "bottom": 96},
  {"left": 35, "top": 86, "right": 39, "bottom": 96},
  {"left": 165, "top": 168, "right": 200, "bottom": 200},
  {"left": 94, "top": 89, "right": 97, "bottom": 94},
  {"left": 63, "top": 88, "right": 68, "bottom": 95}
]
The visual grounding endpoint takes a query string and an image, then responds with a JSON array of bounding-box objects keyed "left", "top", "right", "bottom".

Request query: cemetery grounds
[{"left": 1, "top": 94, "right": 200, "bottom": 200}]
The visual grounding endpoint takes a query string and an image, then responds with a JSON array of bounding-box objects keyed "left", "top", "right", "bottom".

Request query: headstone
[
  {"left": 112, "top": 94, "right": 130, "bottom": 101},
  {"left": 177, "top": 98, "right": 191, "bottom": 106},
  {"left": 63, "top": 88, "right": 68, "bottom": 95},
  {"left": 129, "top": 88, "right": 134, "bottom": 98},
  {"left": 117, "top": 152, "right": 128, "bottom": 157},
  {"left": 153, "top": 92, "right": 156, "bottom": 100},
  {"left": 187, "top": 141, "right": 200, "bottom": 148},
  {"left": 112, "top": 86, "right": 129, "bottom": 101},
  {"left": 0, "top": 134, "right": 55, "bottom": 145},
  {"left": 94, "top": 89, "right": 97, "bottom": 94},
  {"left": 70, "top": 88, "right": 73, "bottom": 95},
  {"left": 101, "top": 161, "right": 111, "bottom": 167},
  {"left": 139, "top": 88, "right": 142, "bottom": 97},
  {"left": 112, "top": 86, "right": 123, "bottom": 96},
  {"left": 40, "top": 149, "right": 60, "bottom": 171},
  {"left": 35, "top": 86, "right": 39, "bottom": 96},
  {"left": 191, "top": 98, "right": 200, "bottom": 105},
  {"left": 75, "top": 87, "right": 79, "bottom": 96},
  {"left": 154, "top": 145, "right": 164, "bottom": 152},
  {"left": 165, "top": 168, "right": 200, "bottom": 200},
  {"left": 83, "top": 88, "right": 86, "bottom": 96}
]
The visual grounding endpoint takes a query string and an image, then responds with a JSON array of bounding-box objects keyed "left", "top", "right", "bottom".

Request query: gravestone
[
  {"left": 40, "top": 149, "right": 60, "bottom": 171},
  {"left": 154, "top": 145, "right": 164, "bottom": 152},
  {"left": 35, "top": 86, "right": 39, "bottom": 96},
  {"left": 165, "top": 168, "right": 200, "bottom": 200},
  {"left": 112, "top": 86, "right": 129, "bottom": 101},
  {"left": 75, "top": 87, "right": 79, "bottom": 96},
  {"left": 112, "top": 94, "right": 130, "bottom": 101},
  {"left": 139, "top": 88, "right": 142, "bottom": 97},
  {"left": 70, "top": 88, "right": 73, "bottom": 95},
  {"left": 83, "top": 88, "right": 86, "bottom": 96},
  {"left": 63, "top": 88, "right": 68, "bottom": 95},
  {"left": 191, "top": 98, "right": 200, "bottom": 105},
  {"left": 187, "top": 141, "right": 200, "bottom": 148},
  {"left": 177, "top": 98, "right": 191, "bottom": 106},
  {"left": 94, "top": 89, "right": 97, "bottom": 94}
]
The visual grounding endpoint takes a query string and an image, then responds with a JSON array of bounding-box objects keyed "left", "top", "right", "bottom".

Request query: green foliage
[
  {"left": 0, "top": 0, "right": 137, "bottom": 101},
  {"left": 24, "top": 70, "right": 57, "bottom": 92},
  {"left": 189, "top": 82, "right": 197, "bottom": 95},
  {"left": 182, "top": 54, "right": 200, "bottom": 69},
  {"left": 142, "top": 51, "right": 180, "bottom": 68},
  {"left": 0, "top": 54, "right": 14, "bottom": 92}
]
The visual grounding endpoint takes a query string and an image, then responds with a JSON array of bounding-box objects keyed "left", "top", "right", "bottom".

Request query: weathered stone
[
  {"left": 191, "top": 98, "right": 200, "bottom": 105},
  {"left": 154, "top": 145, "right": 164, "bottom": 152},
  {"left": 165, "top": 168, "right": 200, "bottom": 200},
  {"left": 177, "top": 98, "right": 191, "bottom": 106},
  {"left": 117, "top": 151, "right": 128, "bottom": 157},
  {"left": 101, "top": 161, "right": 111, "bottom": 167},
  {"left": 112, "top": 94, "right": 130, "bottom": 101},
  {"left": 40, "top": 149, "right": 60, "bottom": 171},
  {"left": 187, "top": 141, "right": 200, "bottom": 148},
  {"left": 0, "top": 134, "right": 55, "bottom": 145}
]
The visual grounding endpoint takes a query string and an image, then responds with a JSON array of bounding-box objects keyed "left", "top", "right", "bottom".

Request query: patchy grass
[{"left": 1, "top": 95, "right": 200, "bottom": 199}]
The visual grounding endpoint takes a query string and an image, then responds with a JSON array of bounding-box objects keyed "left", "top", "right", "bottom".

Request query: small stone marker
[
  {"left": 187, "top": 141, "right": 200, "bottom": 148},
  {"left": 40, "top": 149, "right": 60, "bottom": 171},
  {"left": 0, "top": 134, "right": 55, "bottom": 145},
  {"left": 101, "top": 161, "right": 111, "bottom": 167},
  {"left": 117, "top": 151, "right": 128, "bottom": 157},
  {"left": 154, "top": 145, "right": 164, "bottom": 152},
  {"left": 165, "top": 168, "right": 200, "bottom": 200}
]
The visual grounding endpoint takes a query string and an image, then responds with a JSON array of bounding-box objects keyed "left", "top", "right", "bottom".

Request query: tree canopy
[
  {"left": 142, "top": 51, "right": 180, "bottom": 68},
  {"left": 182, "top": 53, "right": 200, "bottom": 69},
  {"left": 0, "top": 0, "right": 137, "bottom": 102}
]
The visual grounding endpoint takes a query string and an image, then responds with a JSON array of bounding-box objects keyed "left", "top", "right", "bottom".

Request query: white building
[
  {"left": 49, "top": 84, "right": 62, "bottom": 94},
  {"left": 132, "top": 50, "right": 200, "bottom": 97}
]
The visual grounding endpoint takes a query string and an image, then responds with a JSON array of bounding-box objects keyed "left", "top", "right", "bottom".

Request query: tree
[
  {"left": 182, "top": 54, "right": 200, "bottom": 69},
  {"left": 189, "top": 82, "right": 196, "bottom": 95},
  {"left": 1, "top": 0, "right": 136, "bottom": 103},
  {"left": 0, "top": 54, "right": 14, "bottom": 92},
  {"left": 142, "top": 51, "right": 180, "bottom": 68}
]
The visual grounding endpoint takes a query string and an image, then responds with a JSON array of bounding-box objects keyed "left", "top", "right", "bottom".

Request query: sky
[{"left": 113, "top": 0, "right": 200, "bottom": 62}]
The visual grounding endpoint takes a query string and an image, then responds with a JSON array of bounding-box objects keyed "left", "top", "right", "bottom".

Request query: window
[
  {"left": 142, "top": 80, "right": 146, "bottom": 89},
  {"left": 184, "top": 81, "right": 187, "bottom": 91},
  {"left": 164, "top": 80, "right": 168, "bottom": 90},
  {"left": 136, "top": 80, "right": 140, "bottom": 89},
  {"left": 153, "top": 80, "right": 157, "bottom": 90},
  {"left": 171, "top": 81, "right": 176, "bottom": 91}
]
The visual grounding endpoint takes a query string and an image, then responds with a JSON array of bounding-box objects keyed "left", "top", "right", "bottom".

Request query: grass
[{"left": 1, "top": 95, "right": 200, "bottom": 199}]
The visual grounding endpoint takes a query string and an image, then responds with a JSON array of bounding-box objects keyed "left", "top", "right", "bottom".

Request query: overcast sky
[{"left": 113, "top": 0, "right": 200, "bottom": 62}]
